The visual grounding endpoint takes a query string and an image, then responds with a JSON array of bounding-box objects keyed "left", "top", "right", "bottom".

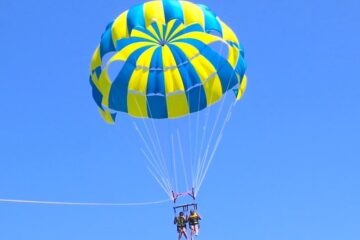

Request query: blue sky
[{"left": 1, "top": 0, "right": 360, "bottom": 239}]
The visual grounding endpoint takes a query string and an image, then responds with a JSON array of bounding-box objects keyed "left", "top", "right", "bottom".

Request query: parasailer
[
  {"left": 174, "top": 211, "right": 189, "bottom": 240},
  {"left": 188, "top": 209, "right": 202, "bottom": 238},
  {"left": 89, "top": 0, "right": 247, "bottom": 236}
]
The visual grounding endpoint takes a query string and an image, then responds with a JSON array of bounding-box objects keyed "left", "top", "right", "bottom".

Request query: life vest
[
  {"left": 188, "top": 213, "right": 200, "bottom": 225},
  {"left": 176, "top": 216, "right": 186, "bottom": 227}
]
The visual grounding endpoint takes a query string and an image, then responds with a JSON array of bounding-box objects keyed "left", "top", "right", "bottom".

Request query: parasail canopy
[{"left": 90, "top": 0, "right": 247, "bottom": 123}]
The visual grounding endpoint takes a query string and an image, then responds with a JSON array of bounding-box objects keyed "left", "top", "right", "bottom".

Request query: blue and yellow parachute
[{"left": 90, "top": 0, "right": 247, "bottom": 123}]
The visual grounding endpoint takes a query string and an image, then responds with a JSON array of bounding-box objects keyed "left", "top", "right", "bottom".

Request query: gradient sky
[{"left": 1, "top": 0, "right": 359, "bottom": 239}]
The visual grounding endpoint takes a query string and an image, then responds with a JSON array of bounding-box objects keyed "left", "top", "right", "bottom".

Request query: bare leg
[
  {"left": 183, "top": 228, "right": 188, "bottom": 240},
  {"left": 190, "top": 225, "right": 195, "bottom": 239},
  {"left": 195, "top": 225, "right": 199, "bottom": 236},
  {"left": 178, "top": 228, "right": 188, "bottom": 240}
]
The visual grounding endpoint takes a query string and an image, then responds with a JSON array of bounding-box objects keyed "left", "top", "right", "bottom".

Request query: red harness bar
[{"left": 172, "top": 188, "right": 196, "bottom": 203}]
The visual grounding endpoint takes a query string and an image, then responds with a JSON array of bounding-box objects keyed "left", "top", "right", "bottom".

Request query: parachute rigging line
[
  {"left": 177, "top": 130, "right": 190, "bottom": 192},
  {"left": 194, "top": 67, "right": 238, "bottom": 195},
  {"left": 192, "top": 40, "right": 238, "bottom": 195}
]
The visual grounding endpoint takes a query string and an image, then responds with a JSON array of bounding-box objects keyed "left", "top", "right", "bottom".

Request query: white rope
[
  {"left": 197, "top": 100, "right": 236, "bottom": 191},
  {"left": 142, "top": 149, "right": 173, "bottom": 196},
  {"left": 171, "top": 134, "right": 179, "bottom": 192},
  {"left": 134, "top": 125, "right": 172, "bottom": 195},
  {"left": 194, "top": 44, "right": 238, "bottom": 194},
  {"left": 148, "top": 118, "right": 171, "bottom": 189},
  {"left": 132, "top": 99, "right": 173, "bottom": 197},
  {"left": 177, "top": 130, "right": 190, "bottom": 191},
  {"left": 195, "top": 94, "right": 234, "bottom": 191},
  {"left": 147, "top": 166, "right": 173, "bottom": 199},
  {"left": 0, "top": 198, "right": 171, "bottom": 206},
  {"left": 193, "top": 41, "right": 227, "bottom": 191}
]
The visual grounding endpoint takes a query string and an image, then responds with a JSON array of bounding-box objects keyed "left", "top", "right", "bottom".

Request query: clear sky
[{"left": 1, "top": 0, "right": 359, "bottom": 239}]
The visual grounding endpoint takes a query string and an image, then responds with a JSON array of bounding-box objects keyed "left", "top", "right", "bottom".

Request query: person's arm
[
  {"left": 198, "top": 214, "right": 202, "bottom": 220},
  {"left": 174, "top": 217, "right": 177, "bottom": 224}
]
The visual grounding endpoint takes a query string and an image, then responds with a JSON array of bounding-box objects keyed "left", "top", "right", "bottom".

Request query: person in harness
[
  {"left": 188, "top": 210, "right": 202, "bottom": 238},
  {"left": 174, "top": 211, "right": 188, "bottom": 240}
]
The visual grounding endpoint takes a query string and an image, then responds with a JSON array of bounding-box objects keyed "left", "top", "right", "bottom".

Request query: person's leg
[
  {"left": 195, "top": 224, "right": 199, "bottom": 236},
  {"left": 178, "top": 228, "right": 182, "bottom": 240},
  {"left": 190, "top": 225, "right": 195, "bottom": 239},
  {"left": 182, "top": 228, "right": 188, "bottom": 240}
]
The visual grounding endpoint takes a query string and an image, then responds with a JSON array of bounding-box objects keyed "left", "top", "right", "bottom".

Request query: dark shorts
[
  {"left": 177, "top": 226, "right": 186, "bottom": 233},
  {"left": 189, "top": 223, "right": 200, "bottom": 228}
]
